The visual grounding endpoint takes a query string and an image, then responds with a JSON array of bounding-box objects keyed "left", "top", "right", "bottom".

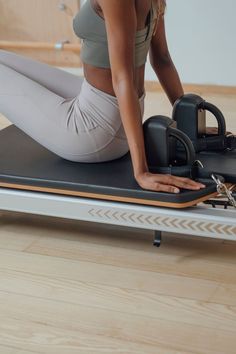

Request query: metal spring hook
[{"left": 211, "top": 174, "right": 236, "bottom": 208}]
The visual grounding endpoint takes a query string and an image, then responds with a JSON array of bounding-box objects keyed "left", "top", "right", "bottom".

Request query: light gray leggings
[{"left": 0, "top": 49, "right": 145, "bottom": 162}]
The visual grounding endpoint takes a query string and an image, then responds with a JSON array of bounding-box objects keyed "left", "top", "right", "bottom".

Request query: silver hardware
[
  {"left": 226, "top": 133, "right": 234, "bottom": 138},
  {"left": 58, "top": 1, "right": 66, "bottom": 11},
  {"left": 211, "top": 174, "right": 236, "bottom": 208},
  {"left": 193, "top": 160, "right": 204, "bottom": 168},
  {"left": 54, "top": 39, "right": 70, "bottom": 50},
  {"left": 225, "top": 133, "right": 235, "bottom": 151}
]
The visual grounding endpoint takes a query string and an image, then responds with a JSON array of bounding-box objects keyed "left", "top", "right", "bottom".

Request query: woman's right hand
[{"left": 135, "top": 172, "right": 206, "bottom": 194}]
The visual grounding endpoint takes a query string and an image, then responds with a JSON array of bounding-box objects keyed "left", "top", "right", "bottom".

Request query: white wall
[
  {"left": 80, "top": 0, "right": 236, "bottom": 86},
  {"left": 145, "top": 0, "right": 236, "bottom": 85}
]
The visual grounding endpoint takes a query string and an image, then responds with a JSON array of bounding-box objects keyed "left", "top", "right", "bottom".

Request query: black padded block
[{"left": 0, "top": 125, "right": 218, "bottom": 207}]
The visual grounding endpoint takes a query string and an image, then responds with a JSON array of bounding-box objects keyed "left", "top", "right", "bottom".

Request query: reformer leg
[{"left": 153, "top": 230, "right": 162, "bottom": 247}]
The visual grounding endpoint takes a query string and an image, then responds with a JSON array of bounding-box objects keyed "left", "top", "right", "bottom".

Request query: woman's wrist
[
  {"left": 133, "top": 160, "right": 149, "bottom": 179},
  {"left": 129, "top": 143, "right": 149, "bottom": 178}
]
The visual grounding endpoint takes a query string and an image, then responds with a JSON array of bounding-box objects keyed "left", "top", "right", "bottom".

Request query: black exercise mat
[{"left": 0, "top": 125, "right": 218, "bottom": 207}]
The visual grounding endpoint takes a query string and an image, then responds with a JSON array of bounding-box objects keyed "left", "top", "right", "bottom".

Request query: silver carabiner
[{"left": 211, "top": 174, "right": 236, "bottom": 208}]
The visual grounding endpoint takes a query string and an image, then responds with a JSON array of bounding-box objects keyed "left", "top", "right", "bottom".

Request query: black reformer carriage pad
[{"left": 0, "top": 125, "right": 232, "bottom": 208}]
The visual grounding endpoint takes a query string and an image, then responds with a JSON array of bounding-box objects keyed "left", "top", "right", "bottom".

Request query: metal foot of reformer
[{"left": 153, "top": 230, "right": 162, "bottom": 247}]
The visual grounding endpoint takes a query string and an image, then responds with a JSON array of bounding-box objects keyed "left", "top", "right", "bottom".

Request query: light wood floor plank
[
  {"left": 0, "top": 212, "right": 39, "bottom": 251},
  {"left": 0, "top": 267, "right": 236, "bottom": 333},
  {"left": 24, "top": 228, "right": 236, "bottom": 284},
  {"left": 0, "top": 291, "right": 236, "bottom": 354},
  {"left": 0, "top": 345, "right": 40, "bottom": 354},
  {"left": 0, "top": 248, "right": 219, "bottom": 302}
]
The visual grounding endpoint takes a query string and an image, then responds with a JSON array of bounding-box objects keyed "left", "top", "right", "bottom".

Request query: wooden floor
[{"left": 0, "top": 82, "right": 236, "bottom": 353}]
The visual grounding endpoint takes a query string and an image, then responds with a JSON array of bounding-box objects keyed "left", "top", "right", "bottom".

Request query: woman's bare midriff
[{"left": 83, "top": 62, "right": 146, "bottom": 99}]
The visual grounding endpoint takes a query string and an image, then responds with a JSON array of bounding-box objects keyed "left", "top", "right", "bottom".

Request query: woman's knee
[
  {"left": 0, "top": 49, "right": 13, "bottom": 66},
  {"left": 0, "top": 62, "right": 11, "bottom": 77},
  {"left": 0, "top": 49, "right": 10, "bottom": 63},
  {"left": 0, "top": 49, "right": 21, "bottom": 66}
]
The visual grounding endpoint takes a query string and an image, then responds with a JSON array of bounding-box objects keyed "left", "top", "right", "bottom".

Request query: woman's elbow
[
  {"left": 151, "top": 51, "right": 173, "bottom": 68},
  {"left": 111, "top": 68, "right": 134, "bottom": 87},
  {"left": 111, "top": 71, "right": 135, "bottom": 95}
]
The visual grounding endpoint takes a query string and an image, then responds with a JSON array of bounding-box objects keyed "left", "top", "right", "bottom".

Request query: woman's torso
[{"left": 76, "top": 0, "right": 158, "bottom": 98}]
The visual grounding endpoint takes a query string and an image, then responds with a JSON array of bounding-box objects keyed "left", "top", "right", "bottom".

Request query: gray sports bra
[{"left": 73, "top": 0, "right": 159, "bottom": 68}]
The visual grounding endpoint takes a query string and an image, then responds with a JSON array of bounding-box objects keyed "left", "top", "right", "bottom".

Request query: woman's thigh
[
  {"left": 0, "top": 63, "right": 115, "bottom": 162},
  {"left": 0, "top": 49, "right": 83, "bottom": 99}
]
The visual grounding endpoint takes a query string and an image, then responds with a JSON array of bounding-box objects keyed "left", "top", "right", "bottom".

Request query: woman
[{"left": 0, "top": 0, "right": 205, "bottom": 194}]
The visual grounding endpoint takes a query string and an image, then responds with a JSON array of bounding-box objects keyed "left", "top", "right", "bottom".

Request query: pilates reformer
[{"left": 0, "top": 94, "right": 236, "bottom": 247}]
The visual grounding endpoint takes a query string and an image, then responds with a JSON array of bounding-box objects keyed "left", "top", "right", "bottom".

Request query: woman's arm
[
  {"left": 149, "top": 13, "right": 184, "bottom": 105},
  {"left": 99, "top": 0, "right": 148, "bottom": 178},
  {"left": 98, "top": 0, "right": 205, "bottom": 193}
]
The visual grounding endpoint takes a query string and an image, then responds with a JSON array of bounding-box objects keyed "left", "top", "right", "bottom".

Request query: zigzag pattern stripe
[{"left": 88, "top": 208, "right": 236, "bottom": 236}]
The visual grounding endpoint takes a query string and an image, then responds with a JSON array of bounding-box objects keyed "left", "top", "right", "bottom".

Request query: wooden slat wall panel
[{"left": 0, "top": 0, "right": 81, "bottom": 66}]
